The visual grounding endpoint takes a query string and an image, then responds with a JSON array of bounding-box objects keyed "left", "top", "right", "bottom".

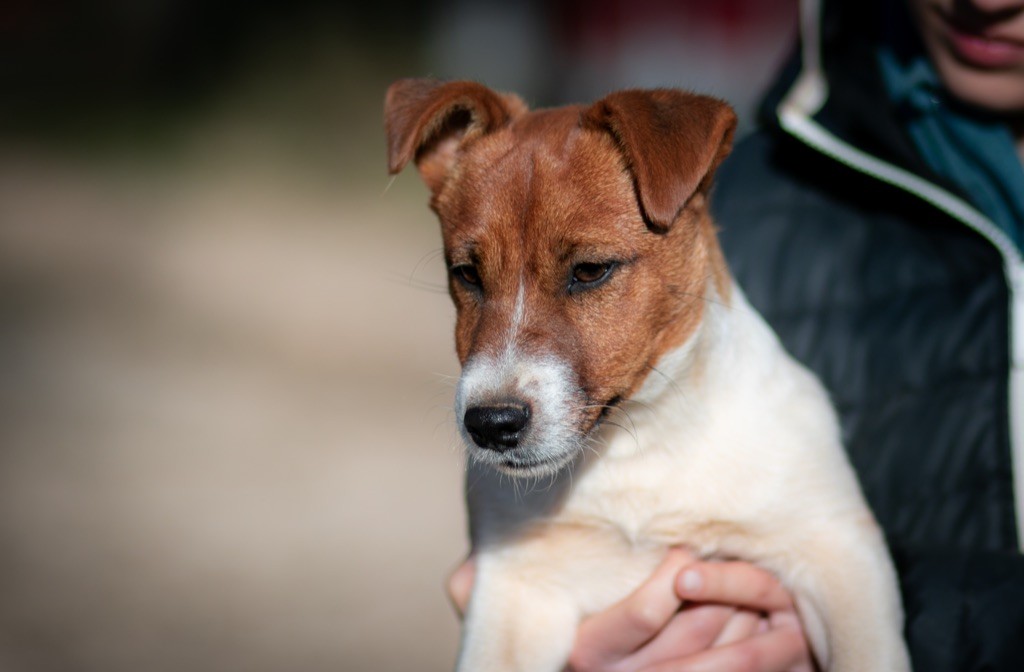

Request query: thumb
[{"left": 446, "top": 556, "right": 476, "bottom": 618}]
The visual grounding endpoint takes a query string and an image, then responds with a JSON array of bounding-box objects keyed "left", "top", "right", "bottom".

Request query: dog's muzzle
[{"left": 456, "top": 353, "right": 585, "bottom": 475}]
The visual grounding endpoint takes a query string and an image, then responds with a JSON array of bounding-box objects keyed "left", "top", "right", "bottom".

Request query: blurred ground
[{"left": 0, "top": 2, "right": 794, "bottom": 670}]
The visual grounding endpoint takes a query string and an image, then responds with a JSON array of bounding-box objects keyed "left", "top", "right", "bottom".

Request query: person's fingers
[
  {"left": 637, "top": 619, "right": 810, "bottom": 672},
  {"left": 768, "top": 608, "right": 801, "bottom": 630},
  {"left": 570, "top": 548, "right": 697, "bottom": 668},
  {"left": 711, "top": 609, "right": 763, "bottom": 647},
  {"left": 446, "top": 556, "right": 475, "bottom": 618},
  {"left": 767, "top": 610, "right": 817, "bottom": 672},
  {"left": 675, "top": 561, "right": 793, "bottom": 613},
  {"left": 617, "top": 604, "right": 737, "bottom": 671}
]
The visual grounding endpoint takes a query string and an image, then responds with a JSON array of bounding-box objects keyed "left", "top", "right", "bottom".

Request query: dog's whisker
[
  {"left": 608, "top": 406, "right": 640, "bottom": 440},
  {"left": 424, "top": 399, "right": 457, "bottom": 417},
  {"left": 424, "top": 389, "right": 456, "bottom": 402},
  {"left": 603, "top": 420, "right": 639, "bottom": 446},
  {"left": 433, "top": 417, "right": 458, "bottom": 441},
  {"left": 667, "top": 272, "right": 729, "bottom": 308},
  {"left": 425, "top": 382, "right": 458, "bottom": 396},
  {"left": 465, "top": 463, "right": 487, "bottom": 495},
  {"left": 581, "top": 440, "right": 604, "bottom": 460},
  {"left": 409, "top": 248, "right": 447, "bottom": 290},
  {"left": 423, "top": 406, "right": 456, "bottom": 429},
  {"left": 575, "top": 403, "right": 640, "bottom": 445},
  {"left": 510, "top": 471, "right": 523, "bottom": 502},
  {"left": 424, "top": 387, "right": 457, "bottom": 401},
  {"left": 544, "top": 469, "right": 560, "bottom": 493},
  {"left": 644, "top": 364, "right": 684, "bottom": 402},
  {"left": 523, "top": 474, "right": 537, "bottom": 497},
  {"left": 386, "top": 270, "right": 449, "bottom": 294}
]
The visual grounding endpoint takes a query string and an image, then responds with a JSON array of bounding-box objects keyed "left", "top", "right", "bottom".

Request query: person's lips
[{"left": 943, "top": 17, "right": 1024, "bottom": 69}]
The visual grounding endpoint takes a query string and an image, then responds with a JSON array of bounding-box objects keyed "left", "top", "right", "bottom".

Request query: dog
[{"left": 384, "top": 79, "right": 910, "bottom": 671}]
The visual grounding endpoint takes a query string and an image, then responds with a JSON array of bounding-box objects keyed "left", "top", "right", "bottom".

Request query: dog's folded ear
[
  {"left": 384, "top": 79, "right": 526, "bottom": 193},
  {"left": 582, "top": 90, "right": 737, "bottom": 232}
]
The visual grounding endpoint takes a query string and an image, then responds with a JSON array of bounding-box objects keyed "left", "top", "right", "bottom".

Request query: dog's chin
[
  {"left": 500, "top": 452, "right": 577, "bottom": 477},
  {"left": 468, "top": 446, "right": 579, "bottom": 478}
]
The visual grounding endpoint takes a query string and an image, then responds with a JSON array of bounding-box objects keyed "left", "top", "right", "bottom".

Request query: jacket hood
[{"left": 761, "top": 0, "right": 938, "bottom": 181}]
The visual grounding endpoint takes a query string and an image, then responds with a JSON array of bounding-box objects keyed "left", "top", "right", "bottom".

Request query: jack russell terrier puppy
[{"left": 384, "top": 79, "right": 910, "bottom": 672}]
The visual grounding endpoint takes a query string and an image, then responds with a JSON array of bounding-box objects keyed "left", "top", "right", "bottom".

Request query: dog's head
[{"left": 385, "top": 80, "right": 736, "bottom": 476}]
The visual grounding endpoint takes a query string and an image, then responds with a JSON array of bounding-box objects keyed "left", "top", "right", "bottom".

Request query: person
[
  {"left": 448, "top": 0, "right": 1024, "bottom": 669},
  {"left": 713, "top": 0, "right": 1024, "bottom": 668}
]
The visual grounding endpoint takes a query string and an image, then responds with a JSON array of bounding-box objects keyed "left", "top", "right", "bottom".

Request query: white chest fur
[{"left": 458, "top": 289, "right": 909, "bottom": 672}]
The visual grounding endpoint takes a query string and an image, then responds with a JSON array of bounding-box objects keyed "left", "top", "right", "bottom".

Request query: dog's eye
[
  {"left": 573, "top": 263, "right": 610, "bottom": 284},
  {"left": 570, "top": 262, "right": 616, "bottom": 291},
  {"left": 451, "top": 264, "right": 482, "bottom": 289}
]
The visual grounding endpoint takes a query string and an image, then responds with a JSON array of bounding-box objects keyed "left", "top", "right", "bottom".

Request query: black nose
[{"left": 464, "top": 404, "right": 530, "bottom": 452}]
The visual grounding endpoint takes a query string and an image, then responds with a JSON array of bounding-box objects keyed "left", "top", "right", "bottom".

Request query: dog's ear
[
  {"left": 384, "top": 78, "right": 526, "bottom": 193},
  {"left": 582, "top": 89, "right": 736, "bottom": 232}
]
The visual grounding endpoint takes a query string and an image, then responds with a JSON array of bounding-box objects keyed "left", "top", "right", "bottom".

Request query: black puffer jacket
[{"left": 711, "top": 1, "right": 1024, "bottom": 669}]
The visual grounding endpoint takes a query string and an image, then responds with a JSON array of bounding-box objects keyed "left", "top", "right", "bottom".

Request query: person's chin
[{"left": 930, "top": 52, "right": 1024, "bottom": 113}]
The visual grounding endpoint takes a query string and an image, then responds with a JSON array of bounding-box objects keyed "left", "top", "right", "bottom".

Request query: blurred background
[{"left": 0, "top": 1, "right": 796, "bottom": 670}]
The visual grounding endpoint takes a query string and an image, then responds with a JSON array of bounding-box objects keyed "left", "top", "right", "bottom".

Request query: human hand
[
  {"left": 567, "top": 548, "right": 814, "bottom": 671},
  {"left": 446, "top": 548, "right": 814, "bottom": 672}
]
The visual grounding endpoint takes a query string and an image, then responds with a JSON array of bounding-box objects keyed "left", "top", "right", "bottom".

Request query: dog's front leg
[
  {"left": 456, "top": 555, "right": 580, "bottom": 672},
  {"left": 785, "top": 524, "right": 911, "bottom": 672}
]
